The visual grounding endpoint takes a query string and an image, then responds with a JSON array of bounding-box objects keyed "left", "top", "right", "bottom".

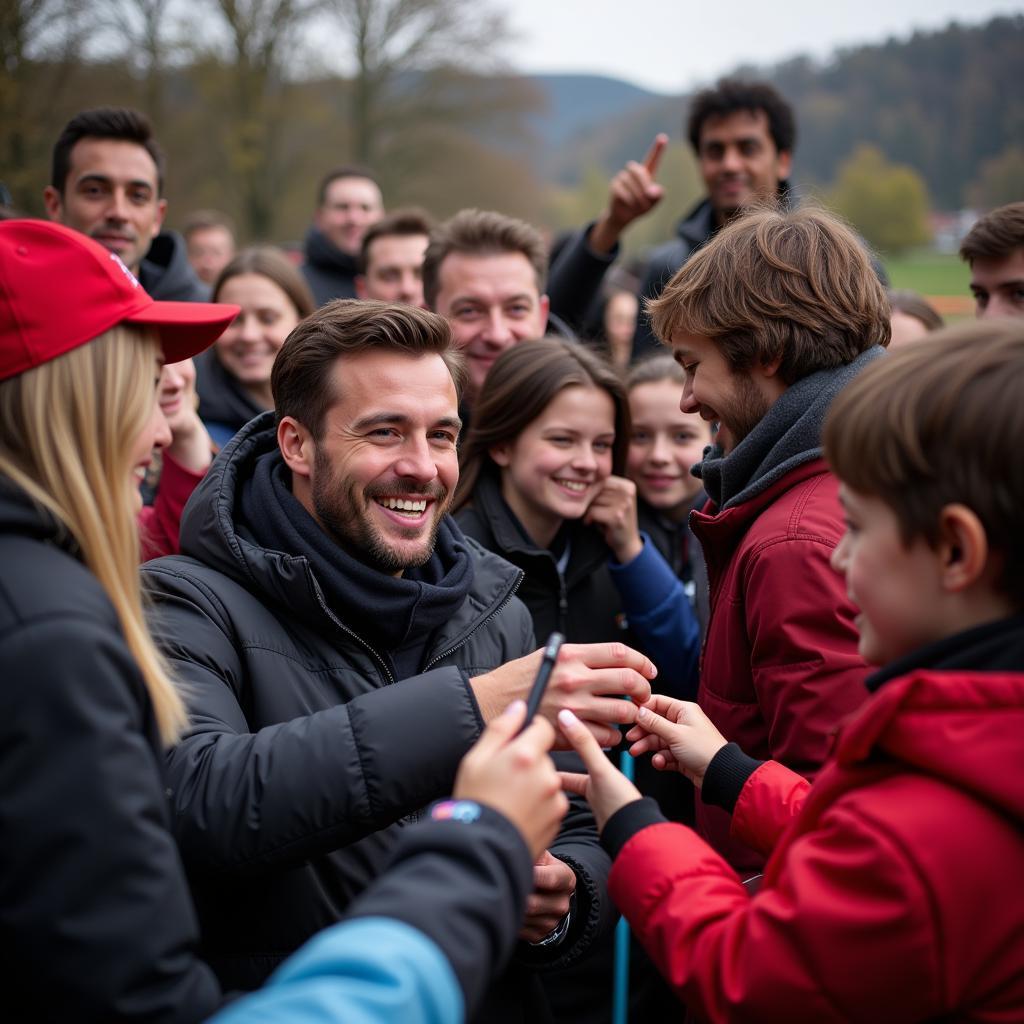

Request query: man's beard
[
  {"left": 718, "top": 371, "right": 773, "bottom": 453},
  {"left": 312, "top": 447, "right": 451, "bottom": 573}
]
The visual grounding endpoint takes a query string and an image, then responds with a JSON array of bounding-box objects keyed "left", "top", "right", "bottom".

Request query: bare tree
[
  {"left": 0, "top": 0, "right": 89, "bottom": 211},
  {"left": 323, "top": 0, "right": 513, "bottom": 168},
  {"left": 197, "top": 0, "right": 322, "bottom": 236},
  {"left": 99, "top": 0, "right": 175, "bottom": 123}
]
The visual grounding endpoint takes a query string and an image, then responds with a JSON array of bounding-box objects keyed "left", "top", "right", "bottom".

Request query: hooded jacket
[
  {"left": 141, "top": 414, "right": 612, "bottom": 1020},
  {"left": 604, "top": 615, "right": 1024, "bottom": 1023},
  {"left": 0, "top": 478, "right": 221, "bottom": 1022},
  {"left": 301, "top": 226, "right": 359, "bottom": 306},
  {"left": 139, "top": 230, "right": 210, "bottom": 302}
]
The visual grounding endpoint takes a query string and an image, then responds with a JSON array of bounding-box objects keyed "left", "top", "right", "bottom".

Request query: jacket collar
[{"left": 471, "top": 470, "right": 609, "bottom": 583}]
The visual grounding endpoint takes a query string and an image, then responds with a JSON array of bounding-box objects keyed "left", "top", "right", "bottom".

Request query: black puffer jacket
[
  {"left": 141, "top": 414, "right": 613, "bottom": 1021},
  {"left": 455, "top": 470, "right": 628, "bottom": 646},
  {"left": 0, "top": 479, "right": 221, "bottom": 1022}
]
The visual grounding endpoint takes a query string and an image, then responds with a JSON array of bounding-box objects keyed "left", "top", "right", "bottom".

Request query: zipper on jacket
[
  {"left": 304, "top": 565, "right": 396, "bottom": 684},
  {"left": 423, "top": 570, "right": 524, "bottom": 671}
]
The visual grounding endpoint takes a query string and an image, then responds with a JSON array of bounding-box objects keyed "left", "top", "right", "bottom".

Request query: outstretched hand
[
  {"left": 589, "top": 133, "right": 668, "bottom": 253},
  {"left": 557, "top": 709, "right": 643, "bottom": 831},
  {"left": 470, "top": 642, "right": 656, "bottom": 749},
  {"left": 454, "top": 701, "right": 568, "bottom": 860},
  {"left": 625, "top": 695, "right": 728, "bottom": 791}
]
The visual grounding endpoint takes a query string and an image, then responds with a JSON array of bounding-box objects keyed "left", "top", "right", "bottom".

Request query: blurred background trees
[{"left": 1, "top": 4, "right": 1020, "bottom": 255}]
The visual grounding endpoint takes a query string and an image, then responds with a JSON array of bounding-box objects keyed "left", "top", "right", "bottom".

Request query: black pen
[{"left": 518, "top": 632, "right": 564, "bottom": 735}]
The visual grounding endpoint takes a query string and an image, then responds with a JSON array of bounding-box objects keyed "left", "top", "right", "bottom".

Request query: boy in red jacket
[{"left": 560, "top": 319, "right": 1024, "bottom": 1022}]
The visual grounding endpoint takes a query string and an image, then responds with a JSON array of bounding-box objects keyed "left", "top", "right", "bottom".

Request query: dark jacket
[
  {"left": 301, "top": 226, "right": 358, "bottom": 306},
  {"left": 211, "top": 804, "right": 535, "bottom": 1024},
  {"left": 604, "top": 616, "right": 1024, "bottom": 1022},
  {"left": 140, "top": 230, "right": 210, "bottom": 302},
  {"left": 141, "top": 414, "right": 612, "bottom": 1020},
  {"left": 194, "top": 348, "right": 266, "bottom": 447},
  {"left": 0, "top": 478, "right": 221, "bottom": 1022},
  {"left": 455, "top": 470, "right": 627, "bottom": 646}
]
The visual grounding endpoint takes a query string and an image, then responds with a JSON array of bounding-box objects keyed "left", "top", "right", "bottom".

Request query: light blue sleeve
[
  {"left": 205, "top": 918, "right": 463, "bottom": 1024},
  {"left": 608, "top": 534, "right": 701, "bottom": 698}
]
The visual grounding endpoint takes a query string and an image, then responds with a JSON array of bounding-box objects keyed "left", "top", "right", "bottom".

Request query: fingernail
[
  {"left": 637, "top": 707, "right": 651, "bottom": 723},
  {"left": 505, "top": 700, "right": 526, "bottom": 717},
  {"left": 557, "top": 709, "right": 578, "bottom": 728}
]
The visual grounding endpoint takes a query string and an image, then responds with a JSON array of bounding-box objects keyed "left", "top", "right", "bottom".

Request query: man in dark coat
[
  {"left": 302, "top": 167, "right": 384, "bottom": 305},
  {"left": 632, "top": 79, "right": 795, "bottom": 359},
  {"left": 143, "top": 300, "right": 655, "bottom": 1023},
  {"left": 44, "top": 106, "right": 209, "bottom": 301}
]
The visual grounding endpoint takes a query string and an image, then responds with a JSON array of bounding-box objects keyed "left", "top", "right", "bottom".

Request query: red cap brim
[{"left": 126, "top": 300, "right": 240, "bottom": 364}]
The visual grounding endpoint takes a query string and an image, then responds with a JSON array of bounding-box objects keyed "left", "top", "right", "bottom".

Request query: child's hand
[
  {"left": 625, "top": 695, "right": 728, "bottom": 792},
  {"left": 557, "top": 709, "right": 643, "bottom": 831},
  {"left": 584, "top": 475, "right": 643, "bottom": 564}
]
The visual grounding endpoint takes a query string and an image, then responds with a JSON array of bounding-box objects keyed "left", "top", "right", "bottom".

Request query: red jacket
[
  {"left": 138, "top": 452, "right": 206, "bottom": 561},
  {"left": 609, "top": 664, "right": 1024, "bottom": 1022},
  {"left": 690, "top": 458, "right": 867, "bottom": 871}
]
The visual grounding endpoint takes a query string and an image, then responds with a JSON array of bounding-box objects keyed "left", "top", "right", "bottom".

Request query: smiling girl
[
  {"left": 626, "top": 354, "right": 713, "bottom": 643},
  {"left": 197, "top": 247, "right": 315, "bottom": 446},
  {"left": 454, "top": 339, "right": 699, "bottom": 692}
]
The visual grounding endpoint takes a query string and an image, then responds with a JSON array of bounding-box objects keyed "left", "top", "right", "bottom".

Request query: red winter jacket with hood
[
  {"left": 689, "top": 352, "right": 880, "bottom": 873},
  {"left": 603, "top": 615, "right": 1024, "bottom": 1023}
]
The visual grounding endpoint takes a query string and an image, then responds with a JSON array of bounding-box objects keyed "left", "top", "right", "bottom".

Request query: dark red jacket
[
  {"left": 609, "top": 658, "right": 1024, "bottom": 1022},
  {"left": 690, "top": 458, "right": 868, "bottom": 871}
]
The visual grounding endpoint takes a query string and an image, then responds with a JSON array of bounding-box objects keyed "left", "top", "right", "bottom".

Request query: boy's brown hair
[
  {"left": 647, "top": 206, "right": 890, "bottom": 384},
  {"left": 422, "top": 209, "right": 548, "bottom": 309},
  {"left": 959, "top": 202, "right": 1024, "bottom": 265},
  {"left": 824, "top": 319, "right": 1024, "bottom": 607}
]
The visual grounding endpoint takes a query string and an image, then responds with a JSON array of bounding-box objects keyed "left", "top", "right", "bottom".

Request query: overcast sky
[{"left": 502, "top": 0, "right": 1022, "bottom": 93}]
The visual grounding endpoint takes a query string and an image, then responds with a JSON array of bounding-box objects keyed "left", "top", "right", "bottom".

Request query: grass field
[{"left": 881, "top": 250, "right": 974, "bottom": 317}]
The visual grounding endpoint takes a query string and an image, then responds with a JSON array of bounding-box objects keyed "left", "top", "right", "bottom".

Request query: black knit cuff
[
  {"left": 700, "top": 742, "right": 764, "bottom": 814},
  {"left": 601, "top": 797, "right": 666, "bottom": 860}
]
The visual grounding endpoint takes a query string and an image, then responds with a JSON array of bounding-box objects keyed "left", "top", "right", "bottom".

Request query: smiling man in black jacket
[{"left": 143, "top": 299, "right": 655, "bottom": 1023}]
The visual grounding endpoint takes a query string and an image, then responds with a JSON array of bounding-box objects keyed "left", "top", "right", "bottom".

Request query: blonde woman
[
  {"left": 0, "top": 220, "right": 236, "bottom": 1020},
  {"left": 0, "top": 220, "right": 574, "bottom": 1024}
]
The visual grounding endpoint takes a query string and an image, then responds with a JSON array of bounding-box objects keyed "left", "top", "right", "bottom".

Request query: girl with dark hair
[
  {"left": 454, "top": 338, "right": 699, "bottom": 692},
  {"left": 197, "top": 246, "right": 316, "bottom": 445}
]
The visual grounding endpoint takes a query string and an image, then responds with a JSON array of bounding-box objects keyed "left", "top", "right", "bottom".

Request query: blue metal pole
[{"left": 612, "top": 750, "right": 635, "bottom": 1024}]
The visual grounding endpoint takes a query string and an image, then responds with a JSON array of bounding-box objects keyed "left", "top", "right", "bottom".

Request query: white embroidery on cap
[{"left": 109, "top": 251, "right": 140, "bottom": 288}]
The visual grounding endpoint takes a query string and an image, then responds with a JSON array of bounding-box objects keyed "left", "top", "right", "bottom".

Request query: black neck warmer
[{"left": 240, "top": 449, "right": 474, "bottom": 677}]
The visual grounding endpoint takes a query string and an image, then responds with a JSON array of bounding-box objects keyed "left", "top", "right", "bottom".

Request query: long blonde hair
[{"left": 0, "top": 325, "right": 187, "bottom": 744}]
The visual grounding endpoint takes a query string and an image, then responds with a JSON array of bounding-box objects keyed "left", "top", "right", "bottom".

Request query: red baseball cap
[{"left": 0, "top": 219, "right": 240, "bottom": 382}]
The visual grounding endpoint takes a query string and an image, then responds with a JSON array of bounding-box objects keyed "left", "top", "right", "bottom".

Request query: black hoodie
[
  {"left": 301, "top": 226, "right": 359, "bottom": 306},
  {"left": 139, "top": 229, "right": 210, "bottom": 302}
]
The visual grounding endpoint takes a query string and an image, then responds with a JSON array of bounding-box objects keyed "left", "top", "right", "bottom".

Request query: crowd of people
[{"left": 1, "top": 76, "right": 1023, "bottom": 1024}]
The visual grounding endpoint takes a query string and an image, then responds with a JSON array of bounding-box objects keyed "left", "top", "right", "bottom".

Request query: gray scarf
[{"left": 695, "top": 346, "right": 886, "bottom": 510}]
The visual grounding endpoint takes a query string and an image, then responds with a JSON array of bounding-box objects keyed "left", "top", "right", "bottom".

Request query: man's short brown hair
[
  {"left": 359, "top": 207, "right": 434, "bottom": 274},
  {"left": 272, "top": 299, "right": 466, "bottom": 441},
  {"left": 824, "top": 319, "right": 1024, "bottom": 608},
  {"left": 648, "top": 206, "right": 890, "bottom": 384},
  {"left": 421, "top": 209, "right": 548, "bottom": 309},
  {"left": 959, "top": 202, "right": 1024, "bottom": 265}
]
